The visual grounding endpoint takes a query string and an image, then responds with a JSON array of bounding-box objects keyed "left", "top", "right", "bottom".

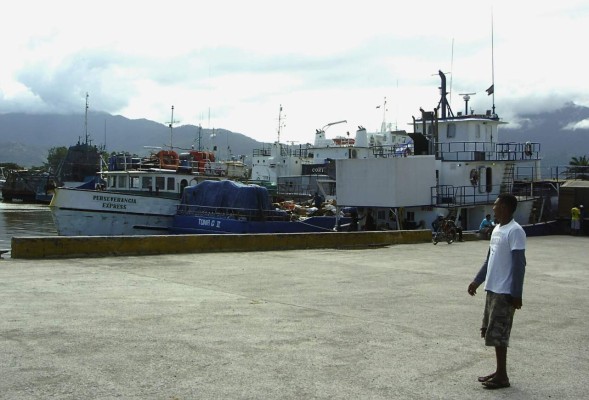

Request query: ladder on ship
[{"left": 499, "top": 163, "right": 515, "bottom": 193}]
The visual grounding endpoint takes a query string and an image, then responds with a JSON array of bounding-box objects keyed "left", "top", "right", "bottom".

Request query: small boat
[
  {"left": 1, "top": 170, "right": 54, "bottom": 203},
  {"left": 0, "top": 167, "right": 7, "bottom": 195},
  {"left": 171, "top": 180, "right": 347, "bottom": 234}
]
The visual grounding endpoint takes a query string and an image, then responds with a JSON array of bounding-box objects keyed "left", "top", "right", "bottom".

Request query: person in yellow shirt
[{"left": 571, "top": 205, "right": 581, "bottom": 235}]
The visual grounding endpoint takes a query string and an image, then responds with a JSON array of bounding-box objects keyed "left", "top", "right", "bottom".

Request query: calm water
[{"left": 0, "top": 201, "right": 57, "bottom": 255}]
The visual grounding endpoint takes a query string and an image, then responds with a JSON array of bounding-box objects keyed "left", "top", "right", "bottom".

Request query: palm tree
[{"left": 567, "top": 155, "right": 589, "bottom": 179}]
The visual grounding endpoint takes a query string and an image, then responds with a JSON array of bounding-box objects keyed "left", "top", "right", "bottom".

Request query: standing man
[
  {"left": 467, "top": 193, "right": 527, "bottom": 390},
  {"left": 571, "top": 204, "right": 581, "bottom": 235}
]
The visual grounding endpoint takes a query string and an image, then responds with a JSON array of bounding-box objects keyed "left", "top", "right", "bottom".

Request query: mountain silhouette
[
  {"left": 1, "top": 104, "right": 588, "bottom": 170},
  {"left": 0, "top": 111, "right": 262, "bottom": 167}
]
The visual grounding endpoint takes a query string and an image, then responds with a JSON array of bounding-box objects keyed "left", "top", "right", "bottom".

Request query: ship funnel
[{"left": 355, "top": 126, "right": 368, "bottom": 147}]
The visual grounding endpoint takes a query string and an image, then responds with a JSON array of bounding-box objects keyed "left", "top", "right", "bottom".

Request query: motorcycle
[{"left": 432, "top": 219, "right": 457, "bottom": 245}]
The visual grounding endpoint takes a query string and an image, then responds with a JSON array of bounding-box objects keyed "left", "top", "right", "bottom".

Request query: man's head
[{"left": 493, "top": 193, "right": 518, "bottom": 223}]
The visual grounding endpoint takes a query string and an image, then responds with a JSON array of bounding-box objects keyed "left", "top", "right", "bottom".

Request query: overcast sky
[{"left": 1, "top": 0, "right": 587, "bottom": 144}]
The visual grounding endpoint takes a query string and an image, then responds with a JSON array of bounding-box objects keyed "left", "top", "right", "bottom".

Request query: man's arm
[
  {"left": 510, "top": 249, "right": 526, "bottom": 309},
  {"left": 468, "top": 249, "right": 490, "bottom": 296}
]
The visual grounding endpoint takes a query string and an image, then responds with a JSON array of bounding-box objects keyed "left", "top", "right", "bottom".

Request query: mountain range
[
  {"left": 1, "top": 104, "right": 588, "bottom": 171},
  {"left": 0, "top": 111, "right": 263, "bottom": 167}
]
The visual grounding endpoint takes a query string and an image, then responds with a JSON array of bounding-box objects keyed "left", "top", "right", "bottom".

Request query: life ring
[
  {"left": 469, "top": 169, "right": 479, "bottom": 186},
  {"left": 524, "top": 142, "right": 532, "bottom": 157}
]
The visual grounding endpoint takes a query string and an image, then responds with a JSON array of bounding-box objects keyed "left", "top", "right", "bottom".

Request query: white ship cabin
[
  {"left": 251, "top": 123, "right": 413, "bottom": 186},
  {"left": 250, "top": 142, "right": 312, "bottom": 184},
  {"left": 335, "top": 71, "right": 541, "bottom": 231},
  {"left": 103, "top": 169, "right": 207, "bottom": 199},
  {"left": 311, "top": 126, "right": 413, "bottom": 163}
]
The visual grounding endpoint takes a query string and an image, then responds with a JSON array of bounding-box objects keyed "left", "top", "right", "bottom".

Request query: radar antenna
[{"left": 459, "top": 93, "right": 476, "bottom": 115}]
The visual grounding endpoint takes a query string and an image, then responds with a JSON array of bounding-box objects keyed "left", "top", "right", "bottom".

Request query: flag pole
[{"left": 491, "top": 10, "right": 496, "bottom": 115}]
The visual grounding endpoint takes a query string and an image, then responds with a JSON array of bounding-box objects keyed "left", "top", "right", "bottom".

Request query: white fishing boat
[
  {"left": 50, "top": 167, "right": 210, "bottom": 235},
  {"left": 334, "top": 71, "right": 541, "bottom": 232},
  {"left": 51, "top": 104, "right": 250, "bottom": 236},
  {"left": 50, "top": 145, "right": 251, "bottom": 236}
]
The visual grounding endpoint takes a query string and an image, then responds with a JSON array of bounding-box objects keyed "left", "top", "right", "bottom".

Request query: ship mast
[
  {"left": 380, "top": 97, "right": 387, "bottom": 132},
  {"left": 84, "top": 92, "right": 89, "bottom": 145},
  {"left": 277, "top": 104, "right": 286, "bottom": 143},
  {"left": 167, "top": 105, "right": 180, "bottom": 150}
]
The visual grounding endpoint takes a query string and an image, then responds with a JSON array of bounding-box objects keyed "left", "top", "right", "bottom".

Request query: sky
[{"left": 1, "top": 0, "right": 588, "bottom": 145}]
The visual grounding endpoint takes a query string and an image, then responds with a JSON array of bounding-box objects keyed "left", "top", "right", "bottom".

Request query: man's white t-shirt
[{"left": 484, "top": 219, "right": 526, "bottom": 294}]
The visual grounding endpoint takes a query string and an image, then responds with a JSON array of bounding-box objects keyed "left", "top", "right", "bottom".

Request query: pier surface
[{"left": 1, "top": 236, "right": 587, "bottom": 399}]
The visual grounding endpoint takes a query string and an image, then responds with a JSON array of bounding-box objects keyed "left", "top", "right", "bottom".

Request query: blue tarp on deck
[{"left": 181, "top": 180, "right": 273, "bottom": 210}]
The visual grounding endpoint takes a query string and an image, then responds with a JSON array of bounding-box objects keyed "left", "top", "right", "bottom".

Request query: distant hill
[
  {"left": 1, "top": 105, "right": 588, "bottom": 169},
  {"left": 0, "top": 111, "right": 263, "bottom": 167}
]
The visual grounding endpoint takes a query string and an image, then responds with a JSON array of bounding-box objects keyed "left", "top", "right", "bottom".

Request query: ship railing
[
  {"left": 542, "top": 165, "right": 589, "bottom": 181},
  {"left": 371, "top": 144, "right": 414, "bottom": 158},
  {"left": 253, "top": 149, "right": 272, "bottom": 157},
  {"left": 276, "top": 180, "right": 337, "bottom": 199},
  {"left": 431, "top": 183, "right": 539, "bottom": 207},
  {"left": 252, "top": 145, "right": 311, "bottom": 158},
  {"left": 434, "top": 141, "right": 541, "bottom": 162},
  {"left": 176, "top": 204, "right": 290, "bottom": 221}
]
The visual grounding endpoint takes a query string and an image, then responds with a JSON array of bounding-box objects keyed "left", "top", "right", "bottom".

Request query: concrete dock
[{"left": 1, "top": 235, "right": 587, "bottom": 399}]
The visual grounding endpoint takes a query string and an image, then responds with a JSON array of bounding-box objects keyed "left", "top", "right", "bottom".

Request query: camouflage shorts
[{"left": 482, "top": 291, "right": 515, "bottom": 347}]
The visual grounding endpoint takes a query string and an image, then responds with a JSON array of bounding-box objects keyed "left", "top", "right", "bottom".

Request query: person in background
[
  {"left": 467, "top": 193, "right": 527, "bottom": 390},
  {"left": 571, "top": 204, "right": 581, "bottom": 235},
  {"left": 479, "top": 214, "right": 495, "bottom": 239},
  {"left": 348, "top": 210, "right": 359, "bottom": 232},
  {"left": 446, "top": 212, "right": 464, "bottom": 242},
  {"left": 313, "top": 192, "right": 324, "bottom": 209},
  {"left": 455, "top": 215, "right": 464, "bottom": 242},
  {"left": 363, "top": 209, "right": 376, "bottom": 231},
  {"left": 580, "top": 205, "right": 586, "bottom": 234},
  {"left": 431, "top": 214, "right": 445, "bottom": 233}
]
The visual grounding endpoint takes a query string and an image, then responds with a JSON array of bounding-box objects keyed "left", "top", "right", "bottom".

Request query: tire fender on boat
[{"left": 469, "top": 169, "right": 479, "bottom": 186}]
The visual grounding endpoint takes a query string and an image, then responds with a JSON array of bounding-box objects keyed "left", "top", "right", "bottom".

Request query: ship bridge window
[
  {"left": 130, "top": 176, "right": 139, "bottom": 189},
  {"left": 476, "top": 125, "right": 481, "bottom": 139},
  {"left": 108, "top": 176, "right": 115, "bottom": 188},
  {"left": 167, "top": 177, "right": 175, "bottom": 190},
  {"left": 142, "top": 177, "right": 152, "bottom": 189},
  {"left": 118, "top": 175, "right": 128, "bottom": 189},
  {"left": 446, "top": 123, "right": 456, "bottom": 138}
]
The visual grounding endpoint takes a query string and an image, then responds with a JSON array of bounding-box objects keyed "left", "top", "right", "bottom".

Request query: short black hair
[{"left": 497, "top": 193, "right": 518, "bottom": 214}]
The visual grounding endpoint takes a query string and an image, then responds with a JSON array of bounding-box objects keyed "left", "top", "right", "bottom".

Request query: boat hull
[
  {"left": 50, "top": 188, "right": 180, "bottom": 236},
  {"left": 172, "top": 215, "right": 346, "bottom": 234}
]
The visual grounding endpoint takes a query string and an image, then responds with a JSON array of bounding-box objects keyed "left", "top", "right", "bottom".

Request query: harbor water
[{"left": 0, "top": 202, "right": 57, "bottom": 254}]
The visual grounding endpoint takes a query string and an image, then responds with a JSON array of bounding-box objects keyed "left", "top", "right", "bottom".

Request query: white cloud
[
  {"left": 564, "top": 119, "right": 589, "bottom": 131},
  {"left": 1, "top": 0, "right": 588, "bottom": 144}
]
